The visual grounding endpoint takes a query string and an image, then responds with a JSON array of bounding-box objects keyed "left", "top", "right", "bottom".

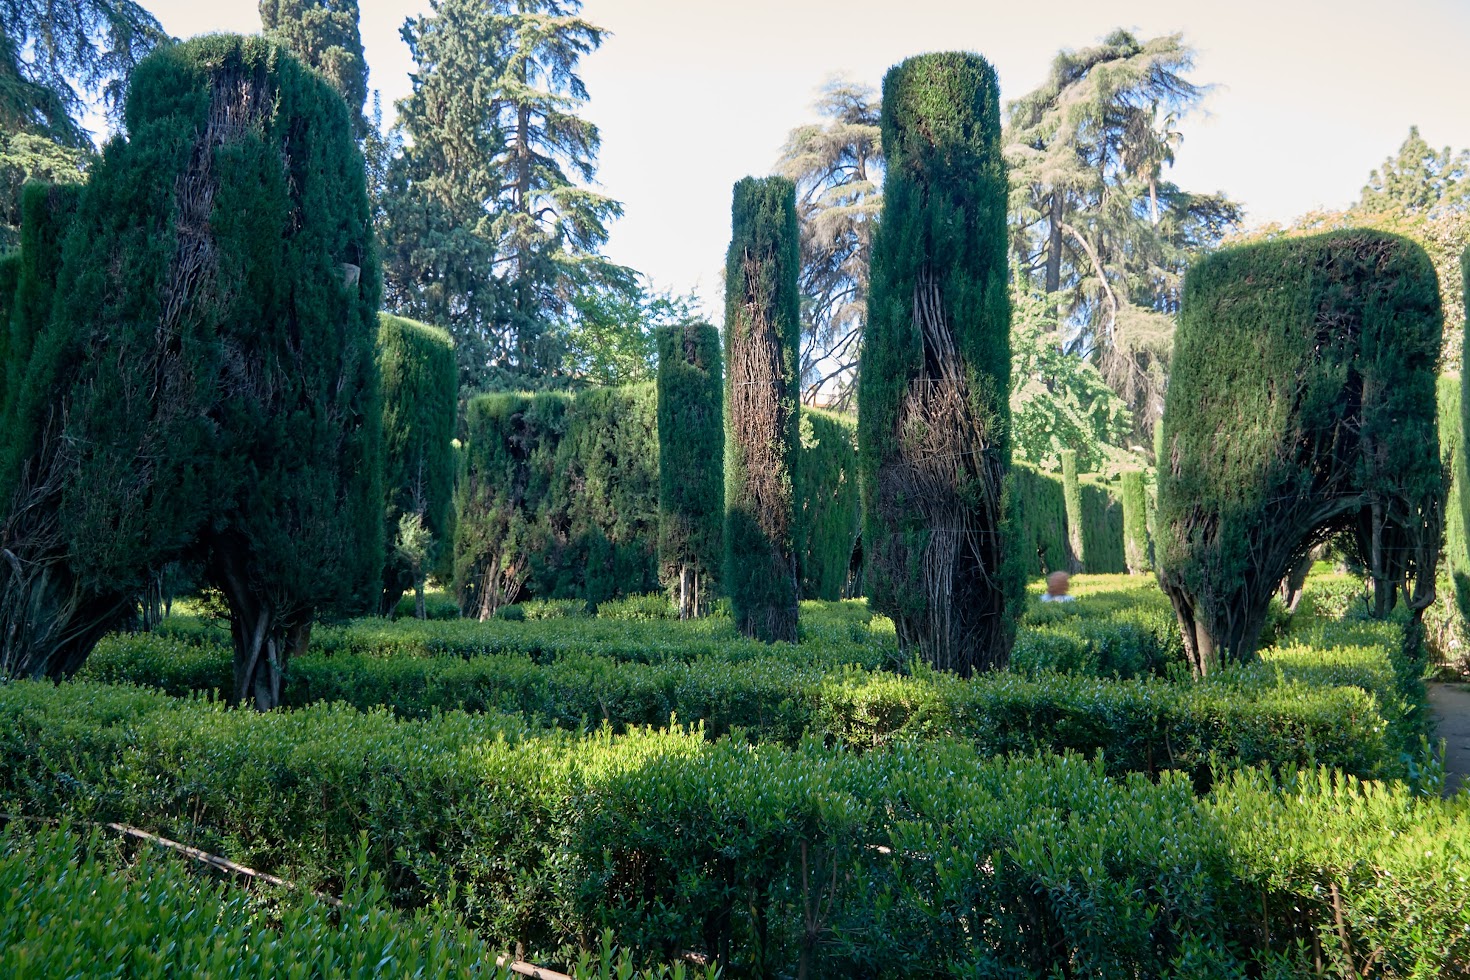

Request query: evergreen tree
[
  {"left": 1004, "top": 30, "right": 1240, "bottom": 444},
  {"left": 859, "top": 51, "right": 1020, "bottom": 676},
  {"left": 377, "top": 314, "right": 457, "bottom": 615},
  {"left": 1360, "top": 126, "right": 1469, "bottom": 216},
  {"left": 1156, "top": 231, "right": 1443, "bottom": 673},
  {"left": 381, "top": 0, "right": 629, "bottom": 388},
  {"left": 775, "top": 78, "right": 882, "bottom": 408},
  {"left": 657, "top": 319, "right": 723, "bottom": 619},
  {"left": 724, "top": 176, "right": 800, "bottom": 643},
  {"left": 259, "top": 0, "right": 370, "bottom": 139},
  {"left": 0, "top": 36, "right": 383, "bottom": 706}
]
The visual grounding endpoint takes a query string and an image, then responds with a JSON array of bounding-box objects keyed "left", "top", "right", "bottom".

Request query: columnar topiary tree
[
  {"left": 1120, "top": 470, "right": 1151, "bottom": 574},
  {"left": 723, "top": 176, "right": 800, "bottom": 643},
  {"left": 0, "top": 36, "right": 384, "bottom": 707},
  {"left": 857, "top": 52, "right": 1020, "bottom": 675},
  {"left": 0, "top": 180, "right": 130, "bottom": 680},
  {"left": 657, "top": 319, "right": 723, "bottom": 619},
  {"left": 1157, "top": 230, "right": 1443, "bottom": 674},
  {"left": 1060, "top": 447, "right": 1085, "bottom": 572},
  {"left": 377, "top": 313, "right": 457, "bottom": 616}
]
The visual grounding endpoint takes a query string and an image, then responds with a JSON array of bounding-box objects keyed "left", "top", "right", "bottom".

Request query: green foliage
[
  {"left": 656, "top": 319, "right": 723, "bottom": 615},
  {"left": 723, "top": 176, "right": 800, "bottom": 642},
  {"left": 1080, "top": 475, "right": 1126, "bottom": 574},
  {"left": 859, "top": 52, "right": 1020, "bottom": 674},
  {"left": 0, "top": 133, "right": 88, "bottom": 248},
  {"left": 454, "top": 385, "right": 660, "bottom": 617},
  {"left": 1120, "top": 469, "right": 1152, "bottom": 572},
  {"left": 1009, "top": 462, "right": 1069, "bottom": 576},
  {"left": 1158, "top": 230, "right": 1444, "bottom": 672},
  {"left": 259, "top": 0, "right": 369, "bottom": 138},
  {"left": 1060, "top": 448, "right": 1084, "bottom": 570},
  {"left": 0, "top": 36, "right": 385, "bottom": 704},
  {"left": 795, "top": 408, "right": 860, "bottom": 600},
  {"left": 377, "top": 313, "right": 456, "bottom": 607},
  {"left": 1009, "top": 290, "right": 1134, "bottom": 472}
]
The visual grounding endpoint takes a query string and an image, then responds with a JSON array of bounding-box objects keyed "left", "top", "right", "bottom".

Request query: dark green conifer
[
  {"left": 656, "top": 319, "right": 723, "bottom": 618},
  {"left": 259, "top": 0, "right": 369, "bottom": 138},
  {"left": 1157, "top": 230, "right": 1443, "bottom": 673},
  {"left": 1120, "top": 470, "right": 1151, "bottom": 573},
  {"left": 723, "top": 176, "right": 800, "bottom": 643},
  {"left": 857, "top": 52, "right": 1019, "bottom": 675},
  {"left": 1060, "top": 448, "right": 1085, "bottom": 572},
  {"left": 377, "top": 313, "right": 457, "bottom": 616}
]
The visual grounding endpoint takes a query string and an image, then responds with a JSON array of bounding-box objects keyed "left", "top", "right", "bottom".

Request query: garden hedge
[
  {"left": 795, "top": 408, "right": 860, "bottom": 600},
  {"left": 1, "top": 679, "right": 1462, "bottom": 976},
  {"left": 1121, "top": 469, "right": 1151, "bottom": 573},
  {"left": 1061, "top": 448, "right": 1085, "bottom": 571},
  {"left": 656, "top": 319, "right": 723, "bottom": 618},
  {"left": 1157, "top": 230, "right": 1444, "bottom": 673},
  {"left": 723, "top": 176, "right": 801, "bottom": 642},
  {"left": 858, "top": 52, "right": 1019, "bottom": 674},
  {"left": 1080, "top": 475, "right": 1126, "bottom": 573},
  {"left": 377, "top": 313, "right": 457, "bottom": 614}
]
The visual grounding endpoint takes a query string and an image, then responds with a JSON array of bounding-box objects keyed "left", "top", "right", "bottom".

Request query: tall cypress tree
[
  {"left": 377, "top": 313, "right": 457, "bottom": 616},
  {"left": 724, "top": 176, "right": 800, "bottom": 643},
  {"left": 656, "top": 319, "right": 723, "bottom": 619},
  {"left": 858, "top": 52, "right": 1019, "bottom": 675},
  {"left": 0, "top": 36, "right": 384, "bottom": 706},
  {"left": 259, "top": 0, "right": 370, "bottom": 139}
]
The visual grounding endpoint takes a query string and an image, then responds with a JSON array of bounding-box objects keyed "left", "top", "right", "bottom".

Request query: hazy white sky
[{"left": 140, "top": 0, "right": 1470, "bottom": 310}]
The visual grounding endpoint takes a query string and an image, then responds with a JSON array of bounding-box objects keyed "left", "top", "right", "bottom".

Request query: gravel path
[{"left": 1427, "top": 682, "right": 1470, "bottom": 797}]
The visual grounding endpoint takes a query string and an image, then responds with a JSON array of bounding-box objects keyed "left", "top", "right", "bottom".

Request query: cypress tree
[
  {"left": 259, "top": 0, "right": 369, "bottom": 138},
  {"left": 377, "top": 313, "right": 457, "bottom": 616},
  {"left": 1120, "top": 470, "right": 1151, "bottom": 573},
  {"left": 1, "top": 36, "right": 384, "bottom": 706},
  {"left": 1157, "top": 230, "right": 1443, "bottom": 673},
  {"left": 723, "top": 176, "right": 800, "bottom": 643},
  {"left": 795, "top": 408, "right": 862, "bottom": 601},
  {"left": 656, "top": 319, "right": 723, "bottom": 619},
  {"left": 857, "top": 52, "right": 1019, "bottom": 675},
  {"left": 1060, "top": 448, "right": 1085, "bottom": 572}
]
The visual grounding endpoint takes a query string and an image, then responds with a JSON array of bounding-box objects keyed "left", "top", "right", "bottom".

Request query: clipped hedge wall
[
  {"left": 2, "top": 679, "right": 1464, "bottom": 975},
  {"left": 656, "top": 320, "right": 723, "bottom": 616},
  {"left": 1079, "top": 476, "right": 1126, "bottom": 573},
  {"left": 456, "top": 384, "right": 861, "bottom": 612},
  {"left": 795, "top": 408, "right": 860, "bottom": 600},
  {"left": 1010, "top": 462, "right": 1069, "bottom": 576},
  {"left": 1121, "top": 469, "right": 1151, "bottom": 573}
]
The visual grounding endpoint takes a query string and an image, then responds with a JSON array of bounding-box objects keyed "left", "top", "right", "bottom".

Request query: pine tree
[
  {"left": 1360, "top": 126, "right": 1469, "bottom": 215},
  {"left": 775, "top": 78, "right": 882, "bottom": 408},
  {"left": 382, "top": 0, "right": 629, "bottom": 388},
  {"left": 259, "top": 0, "right": 370, "bottom": 139},
  {"left": 656, "top": 319, "right": 723, "bottom": 619},
  {"left": 859, "top": 52, "right": 1020, "bottom": 676},
  {"left": 724, "top": 176, "right": 800, "bottom": 643}
]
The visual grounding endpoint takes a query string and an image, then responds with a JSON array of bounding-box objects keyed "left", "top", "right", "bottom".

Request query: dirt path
[{"left": 1427, "top": 682, "right": 1470, "bottom": 797}]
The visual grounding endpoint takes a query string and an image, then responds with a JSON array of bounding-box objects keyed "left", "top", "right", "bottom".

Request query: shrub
[
  {"left": 1157, "top": 231, "right": 1444, "bottom": 673},
  {"left": 1121, "top": 469, "right": 1151, "bottom": 573},
  {"left": 377, "top": 313, "right": 457, "bottom": 614},
  {"left": 1010, "top": 462, "right": 1069, "bottom": 576},
  {"left": 1079, "top": 474, "right": 1126, "bottom": 573},
  {"left": 858, "top": 52, "right": 1020, "bottom": 674},
  {"left": 723, "top": 176, "right": 800, "bottom": 642},
  {"left": 1061, "top": 447, "right": 1085, "bottom": 570},
  {"left": 795, "top": 408, "right": 861, "bottom": 600},
  {"left": 656, "top": 319, "right": 723, "bottom": 618}
]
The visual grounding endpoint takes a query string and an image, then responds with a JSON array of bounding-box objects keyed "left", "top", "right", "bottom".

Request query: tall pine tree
[{"left": 259, "top": 0, "right": 370, "bottom": 138}]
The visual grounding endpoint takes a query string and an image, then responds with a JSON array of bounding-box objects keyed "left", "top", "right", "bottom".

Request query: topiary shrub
[
  {"left": 1157, "top": 230, "right": 1444, "bottom": 674},
  {"left": 857, "top": 52, "right": 1020, "bottom": 674},
  {"left": 796, "top": 408, "right": 861, "bottom": 601},
  {"left": 1010, "top": 463, "right": 1068, "bottom": 577},
  {"left": 378, "top": 313, "right": 456, "bottom": 616},
  {"left": 0, "top": 37, "right": 384, "bottom": 708},
  {"left": 723, "top": 176, "right": 800, "bottom": 643},
  {"left": 1079, "top": 477, "right": 1126, "bottom": 574},
  {"left": 656, "top": 320, "right": 723, "bottom": 618},
  {"left": 1060, "top": 448, "right": 1085, "bottom": 572},
  {"left": 1120, "top": 470, "right": 1151, "bottom": 573}
]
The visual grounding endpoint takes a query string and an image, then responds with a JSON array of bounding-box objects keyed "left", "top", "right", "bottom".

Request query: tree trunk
[
  {"left": 211, "top": 542, "right": 292, "bottom": 711},
  {"left": 415, "top": 581, "right": 426, "bottom": 620},
  {"left": 1044, "top": 192, "right": 1064, "bottom": 299},
  {"left": 0, "top": 549, "right": 128, "bottom": 680}
]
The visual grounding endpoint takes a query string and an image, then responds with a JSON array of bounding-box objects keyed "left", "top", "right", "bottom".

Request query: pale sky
[{"left": 135, "top": 0, "right": 1470, "bottom": 312}]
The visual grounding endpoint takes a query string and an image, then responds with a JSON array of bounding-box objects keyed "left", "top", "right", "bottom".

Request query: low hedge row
[
  {"left": 0, "top": 821, "right": 707, "bottom": 979},
  {"left": 80, "top": 599, "right": 1422, "bottom": 785},
  {"left": 1, "top": 682, "right": 1464, "bottom": 976}
]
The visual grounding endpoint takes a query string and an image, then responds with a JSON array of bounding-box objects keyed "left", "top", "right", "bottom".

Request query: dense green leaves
[
  {"left": 656, "top": 320, "right": 723, "bottom": 617},
  {"left": 260, "top": 0, "right": 369, "bottom": 138},
  {"left": 859, "top": 52, "right": 1020, "bottom": 674},
  {"left": 1157, "top": 231, "right": 1444, "bottom": 673},
  {"left": 724, "top": 176, "right": 801, "bottom": 642}
]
